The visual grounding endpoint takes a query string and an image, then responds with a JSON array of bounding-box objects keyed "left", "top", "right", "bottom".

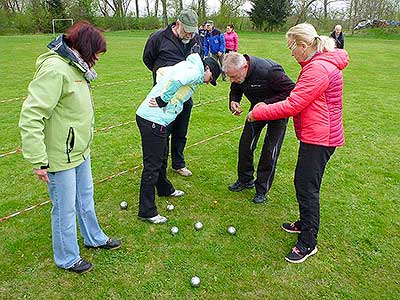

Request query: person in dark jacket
[
  {"left": 143, "top": 9, "right": 202, "bottom": 177},
  {"left": 223, "top": 52, "right": 295, "bottom": 204},
  {"left": 330, "top": 24, "right": 344, "bottom": 49}
]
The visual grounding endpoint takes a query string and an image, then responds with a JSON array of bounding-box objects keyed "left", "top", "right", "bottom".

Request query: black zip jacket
[
  {"left": 229, "top": 55, "right": 295, "bottom": 110},
  {"left": 143, "top": 23, "right": 203, "bottom": 84},
  {"left": 330, "top": 31, "right": 344, "bottom": 49}
]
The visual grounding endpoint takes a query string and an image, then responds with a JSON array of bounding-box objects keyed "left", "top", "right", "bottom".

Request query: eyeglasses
[{"left": 288, "top": 41, "right": 297, "bottom": 52}]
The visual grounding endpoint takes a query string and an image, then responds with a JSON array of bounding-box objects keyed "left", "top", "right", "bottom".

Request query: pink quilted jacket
[{"left": 252, "top": 49, "right": 349, "bottom": 147}]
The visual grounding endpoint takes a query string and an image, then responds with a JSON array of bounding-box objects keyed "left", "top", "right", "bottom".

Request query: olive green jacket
[{"left": 19, "top": 50, "right": 94, "bottom": 172}]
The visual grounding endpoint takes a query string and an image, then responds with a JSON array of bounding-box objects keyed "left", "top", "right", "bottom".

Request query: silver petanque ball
[
  {"left": 166, "top": 204, "right": 175, "bottom": 211},
  {"left": 194, "top": 221, "right": 203, "bottom": 231},
  {"left": 190, "top": 276, "right": 201, "bottom": 287},
  {"left": 170, "top": 226, "right": 179, "bottom": 235},
  {"left": 227, "top": 226, "right": 236, "bottom": 235},
  {"left": 120, "top": 201, "right": 128, "bottom": 210}
]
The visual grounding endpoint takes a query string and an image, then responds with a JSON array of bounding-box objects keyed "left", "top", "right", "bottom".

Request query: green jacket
[{"left": 19, "top": 50, "right": 94, "bottom": 172}]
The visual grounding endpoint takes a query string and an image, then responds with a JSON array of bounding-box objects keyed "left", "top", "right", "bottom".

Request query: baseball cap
[
  {"left": 203, "top": 57, "right": 221, "bottom": 86},
  {"left": 178, "top": 9, "right": 198, "bottom": 33},
  {"left": 206, "top": 20, "right": 214, "bottom": 25}
]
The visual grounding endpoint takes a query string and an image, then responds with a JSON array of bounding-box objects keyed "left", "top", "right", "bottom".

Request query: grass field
[{"left": 0, "top": 31, "right": 399, "bottom": 299}]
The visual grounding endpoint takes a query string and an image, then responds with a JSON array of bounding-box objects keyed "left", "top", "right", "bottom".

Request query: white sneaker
[
  {"left": 139, "top": 214, "right": 168, "bottom": 224},
  {"left": 170, "top": 190, "right": 185, "bottom": 197},
  {"left": 173, "top": 167, "right": 192, "bottom": 177}
]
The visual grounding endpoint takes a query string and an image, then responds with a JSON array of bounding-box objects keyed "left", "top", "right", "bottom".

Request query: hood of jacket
[
  {"left": 300, "top": 49, "right": 349, "bottom": 71},
  {"left": 37, "top": 35, "right": 86, "bottom": 73}
]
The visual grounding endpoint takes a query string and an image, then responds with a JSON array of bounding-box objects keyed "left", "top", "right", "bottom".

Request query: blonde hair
[
  {"left": 286, "top": 23, "right": 335, "bottom": 52},
  {"left": 222, "top": 52, "right": 246, "bottom": 73}
]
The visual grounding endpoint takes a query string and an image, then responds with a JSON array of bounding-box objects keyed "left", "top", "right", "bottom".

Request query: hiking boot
[
  {"left": 285, "top": 245, "right": 318, "bottom": 264},
  {"left": 138, "top": 214, "right": 168, "bottom": 224},
  {"left": 68, "top": 258, "right": 93, "bottom": 274},
  {"left": 173, "top": 167, "right": 192, "bottom": 177},
  {"left": 85, "top": 238, "right": 122, "bottom": 250},
  {"left": 252, "top": 193, "right": 266, "bottom": 204},
  {"left": 282, "top": 222, "right": 301, "bottom": 234},
  {"left": 170, "top": 189, "right": 184, "bottom": 197},
  {"left": 228, "top": 180, "right": 254, "bottom": 192}
]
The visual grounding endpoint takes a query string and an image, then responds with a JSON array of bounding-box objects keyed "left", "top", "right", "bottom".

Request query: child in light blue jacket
[{"left": 136, "top": 53, "right": 221, "bottom": 224}]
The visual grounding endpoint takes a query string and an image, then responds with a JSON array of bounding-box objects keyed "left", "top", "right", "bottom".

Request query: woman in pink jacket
[
  {"left": 248, "top": 23, "right": 349, "bottom": 263},
  {"left": 224, "top": 24, "right": 238, "bottom": 53}
]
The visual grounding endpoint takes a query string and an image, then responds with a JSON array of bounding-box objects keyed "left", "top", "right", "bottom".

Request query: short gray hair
[{"left": 222, "top": 52, "right": 246, "bottom": 73}]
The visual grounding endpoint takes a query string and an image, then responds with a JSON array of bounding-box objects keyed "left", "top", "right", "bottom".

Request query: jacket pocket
[
  {"left": 150, "top": 122, "right": 167, "bottom": 138},
  {"left": 65, "top": 127, "right": 75, "bottom": 163}
]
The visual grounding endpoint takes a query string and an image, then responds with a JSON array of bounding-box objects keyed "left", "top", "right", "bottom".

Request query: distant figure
[
  {"left": 330, "top": 24, "right": 344, "bottom": 49},
  {"left": 224, "top": 24, "right": 239, "bottom": 53},
  {"left": 204, "top": 20, "right": 226, "bottom": 80},
  {"left": 198, "top": 22, "right": 207, "bottom": 46}
]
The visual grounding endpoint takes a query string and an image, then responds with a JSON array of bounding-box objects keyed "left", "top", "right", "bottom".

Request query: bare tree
[
  {"left": 98, "top": 0, "right": 132, "bottom": 17},
  {"left": 1, "top": 0, "right": 25, "bottom": 12},
  {"left": 134, "top": 0, "right": 139, "bottom": 17},
  {"left": 144, "top": 0, "right": 150, "bottom": 16},
  {"left": 161, "top": 0, "right": 167, "bottom": 26},
  {"left": 154, "top": 0, "right": 159, "bottom": 17},
  {"left": 292, "top": 0, "right": 319, "bottom": 24},
  {"left": 321, "top": 0, "right": 346, "bottom": 19}
]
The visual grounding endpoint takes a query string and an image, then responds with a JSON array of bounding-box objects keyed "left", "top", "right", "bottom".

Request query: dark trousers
[
  {"left": 237, "top": 118, "right": 288, "bottom": 195},
  {"left": 294, "top": 142, "right": 336, "bottom": 249},
  {"left": 167, "top": 98, "right": 193, "bottom": 170},
  {"left": 136, "top": 115, "right": 174, "bottom": 218}
]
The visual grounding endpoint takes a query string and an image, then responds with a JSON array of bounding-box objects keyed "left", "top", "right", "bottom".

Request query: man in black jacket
[
  {"left": 142, "top": 9, "right": 202, "bottom": 177},
  {"left": 223, "top": 52, "right": 295, "bottom": 204}
]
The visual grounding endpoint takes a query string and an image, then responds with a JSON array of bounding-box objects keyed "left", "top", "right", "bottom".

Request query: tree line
[{"left": 0, "top": 0, "right": 399, "bottom": 34}]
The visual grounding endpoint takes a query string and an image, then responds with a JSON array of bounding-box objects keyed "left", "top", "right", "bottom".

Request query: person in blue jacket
[
  {"left": 136, "top": 53, "right": 221, "bottom": 224},
  {"left": 204, "top": 20, "right": 226, "bottom": 80}
]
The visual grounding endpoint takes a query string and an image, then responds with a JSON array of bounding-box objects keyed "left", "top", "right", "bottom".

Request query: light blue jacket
[{"left": 136, "top": 53, "right": 204, "bottom": 126}]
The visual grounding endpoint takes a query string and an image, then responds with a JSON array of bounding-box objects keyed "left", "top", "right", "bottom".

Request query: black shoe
[
  {"left": 282, "top": 222, "right": 301, "bottom": 233},
  {"left": 85, "top": 238, "right": 122, "bottom": 250},
  {"left": 285, "top": 245, "right": 318, "bottom": 264},
  {"left": 252, "top": 193, "right": 266, "bottom": 204},
  {"left": 228, "top": 180, "right": 254, "bottom": 192},
  {"left": 68, "top": 258, "right": 93, "bottom": 274}
]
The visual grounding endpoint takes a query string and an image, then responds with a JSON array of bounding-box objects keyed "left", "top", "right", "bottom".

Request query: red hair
[{"left": 64, "top": 21, "right": 106, "bottom": 68}]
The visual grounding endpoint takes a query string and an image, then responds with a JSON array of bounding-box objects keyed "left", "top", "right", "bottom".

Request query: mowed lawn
[{"left": 0, "top": 31, "right": 399, "bottom": 299}]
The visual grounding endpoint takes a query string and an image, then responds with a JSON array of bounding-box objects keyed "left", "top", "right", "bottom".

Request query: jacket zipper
[{"left": 65, "top": 127, "right": 75, "bottom": 163}]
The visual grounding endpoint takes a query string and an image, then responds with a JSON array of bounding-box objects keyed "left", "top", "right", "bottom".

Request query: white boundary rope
[
  {"left": 0, "top": 97, "right": 227, "bottom": 158},
  {"left": 0, "top": 78, "right": 151, "bottom": 104},
  {"left": 0, "top": 124, "right": 243, "bottom": 223}
]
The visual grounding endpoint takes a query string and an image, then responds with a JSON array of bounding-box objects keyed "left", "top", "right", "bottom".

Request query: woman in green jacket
[{"left": 19, "top": 21, "right": 121, "bottom": 274}]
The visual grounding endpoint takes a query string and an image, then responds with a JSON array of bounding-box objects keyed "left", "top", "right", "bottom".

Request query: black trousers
[
  {"left": 136, "top": 115, "right": 175, "bottom": 218},
  {"left": 237, "top": 118, "right": 288, "bottom": 195},
  {"left": 168, "top": 98, "right": 193, "bottom": 170},
  {"left": 295, "top": 142, "right": 336, "bottom": 249}
]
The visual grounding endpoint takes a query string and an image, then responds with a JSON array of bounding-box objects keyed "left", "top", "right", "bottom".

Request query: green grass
[{"left": 0, "top": 31, "right": 399, "bottom": 299}]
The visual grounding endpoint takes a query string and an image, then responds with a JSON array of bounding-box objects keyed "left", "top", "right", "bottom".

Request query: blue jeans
[{"left": 47, "top": 156, "right": 108, "bottom": 269}]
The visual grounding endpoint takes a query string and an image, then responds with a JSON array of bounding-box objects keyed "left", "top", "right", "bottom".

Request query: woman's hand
[
  {"left": 148, "top": 98, "right": 159, "bottom": 107},
  {"left": 33, "top": 168, "right": 49, "bottom": 183},
  {"left": 246, "top": 111, "right": 256, "bottom": 122}
]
